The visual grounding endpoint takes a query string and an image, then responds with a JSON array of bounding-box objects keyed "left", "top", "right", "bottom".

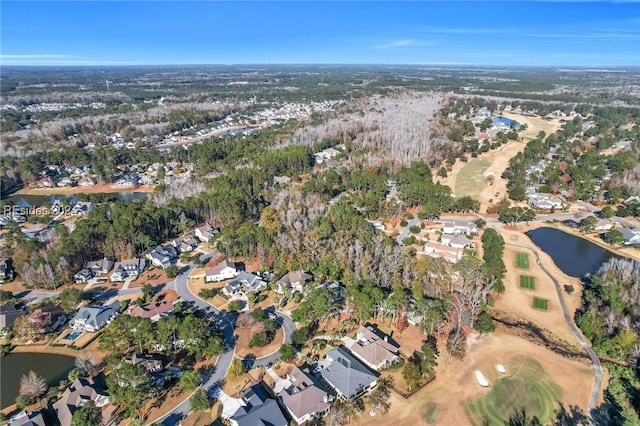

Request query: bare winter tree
[{"left": 19, "top": 370, "right": 47, "bottom": 400}]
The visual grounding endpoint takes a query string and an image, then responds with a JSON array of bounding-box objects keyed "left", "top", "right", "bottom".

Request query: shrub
[
  {"left": 564, "top": 284, "right": 575, "bottom": 294},
  {"left": 280, "top": 344, "right": 296, "bottom": 361},
  {"left": 228, "top": 300, "right": 243, "bottom": 312},
  {"left": 402, "top": 236, "right": 417, "bottom": 245},
  {"left": 190, "top": 388, "right": 211, "bottom": 412},
  {"left": 250, "top": 332, "right": 270, "bottom": 348},
  {"left": 409, "top": 225, "right": 420, "bottom": 234},
  {"left": 180, "top": 371, "right": 201, "bottom": 391},
  {"left": 198, "top": 288, "right": 218, "bottom": 299},
  {"left": 400, "top": 219, "right": 408, "bottom": 227}
]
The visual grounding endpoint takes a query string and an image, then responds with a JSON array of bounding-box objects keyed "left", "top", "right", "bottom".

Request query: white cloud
[{"left": 371, "top": 39, "right": 437, "bottom": 49}]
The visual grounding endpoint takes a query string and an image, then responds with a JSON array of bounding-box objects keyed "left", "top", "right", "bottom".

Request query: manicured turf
[
  {"left": 465, "top": 357, "right": 562, "bottom": 426},
  {"left": 454, "top": 158, "right": 492, "bottom": 198},
  {"left": 519, "top": 275, "right": 536, "bottom": 290},
  {"left": 533, "top": 298, "right": 549, "bottom": 311},
  {"left": 515, "top": 252, "right": 530, "bottom": 269}
]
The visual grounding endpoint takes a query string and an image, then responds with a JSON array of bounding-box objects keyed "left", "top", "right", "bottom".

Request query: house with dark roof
[
  {"left": 126, "top": 353, "right": 163, "bottom": 373},
  {"left": 146, "top": 245, "right": 178, "bottom": 269},
  {"left": 0, "top": 258, "right": 14, "bottom": 283},
  {"left": 223, "top": 271, "right": 267, "bottom": 296},
  {"left": 278, "top": 366, "right": 332, "bottom": 424},
  {"left": 229, "top": 383, "right": 288, "bottom": 426},
  {"left": 171, "top": 235, "right": 198, "bottom": 252},
  {"left": 74, "top": 268, "right": 94, "bottom": 283},
  {"left": 70, "top": 302, "right": 119, "bottom": 332},
  {"left": 0, "top": 302, "right": 23, "bottom": 329},
  {"left": 127, "top": 301, "right": 174, "bottom": 322},
  {"left": 28, "top": 304, "right": 65, "bottom": 333},
  {"left": 71, "top": 201, "right": 96, "bottom": 216},
  {"left": 8, "top": 410, "right": 46, "bottom": 426},
  {"left": 276, "top": 270, "right": 312, "bottom": 294},
  {"left": 53, "top": 377, "right": 109, "bottom": 426},
  {"left": 320, "top": 346, "right": 378, "bottom": 399},
  {"left": 348, "top": 326, "right": 400, "bottom": 371},
  {"left": 110, "top": 258, "right": 145, "bottom": 282},
  {"left": 204, "top": 260, "right": 238, "bottom": 282}
]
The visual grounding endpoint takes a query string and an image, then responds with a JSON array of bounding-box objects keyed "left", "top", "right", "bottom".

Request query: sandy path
[{"left": 360, "top": 332, "right": 596, "bottom": 426}]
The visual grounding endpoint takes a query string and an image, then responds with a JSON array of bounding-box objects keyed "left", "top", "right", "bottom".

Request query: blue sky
[{"left": 1, "top": 1, "right": 638, "bottom": 66}]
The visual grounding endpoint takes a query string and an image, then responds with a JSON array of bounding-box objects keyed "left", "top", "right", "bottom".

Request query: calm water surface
[
  {"left": 0, "top": 353, "right": 75, "bottom": 408},
  {"left": 526, "top": 227, "right": 623, "bottom": 277}
]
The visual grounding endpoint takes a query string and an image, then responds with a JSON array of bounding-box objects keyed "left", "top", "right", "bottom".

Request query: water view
[
  {"left": 526, "top": 227, "right": 623, "bottom": 277},
  {"left": 0, "top": 353, "right": 75, "bottom": 408},
  {"left": 493, "top": 116, "right": 521, "bottom": 129}
]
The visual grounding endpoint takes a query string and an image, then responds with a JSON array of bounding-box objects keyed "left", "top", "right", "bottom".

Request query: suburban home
[
  {"left": 313, "top": 147, "right": 341, "bottom": 164},
  {"left": 204, "top": 260, "right": 238, "bottom": 282},
  {"left": 440, "top": 234, "right": 474, "bottom": 249},
  {"left": 276, "top": 270, "right": 312, "bottom": 294},
  {"left": 348, "top": 326, "right": 400, "bottom": 371},
  {"left": 620, "top": 229, "right": 640, "bottom": 246},
  {"left": 229, "top": 384, "right": 288, "bottom": 426},
  {"left": 0, "top": 258, "right": 14, "bottom": 283},
  {"left": 77, "top": 176, "right": 95, "bottom": 187},
  {"left": 195, "top": 225, "right": 218, "bottom": 243},
  {"left": 320, "top": 346, "right": 378, "bottom": 399},
  {"left": 35, "top": 176, "right": 54, "bottom": 188},
  {"left": 74, "top": 268, "right": 94, "bottom": 283},
  {"left": 595, "top": 219, "right": 613, "bottom": 231},
  {"left": 147, "top": 245, "right": 178, "bottom": 269},
  {"left": 278, "top": 366, "right": 332, "bottom": 424},
  {"left": 127, "top": 301, "right": 174, "bottom": 322},
  {"left": 0, "top": 302, "right": 23, "bottom": 329},
  {"left": 223, "top": 271, "right": 267, "bottom": 296},
  {"left": 126, "top": 353, "right": 163, "bottom": 373},
  {"left": 28, "top": 305, "right": 65, "bottom": 333},
  {"left": 315, "top": 281, "right": 345, "bottom": 303},
  {"left": 86, "top": 258, "right": 114, "bottom": 276},
  {"left": 441, "top": 220, "right": 478, "bottom": 235},
  {"left": 110, "top": 258, "right": 145, "bottom": 282},
  {"left": 171, "top": 235, "right": 198, "bottom": 252},
  {"left": 50, "top": 200, "right": 66, "bottom": 215},
  {"left": 71, "top": 201, "right": 96, "bottom": 216},
  {"left": 70, "top": 302, "right": 119, "bottom": 332},
  {"left": 528, "top": 193, "right": 563, "bottom": 210},
  {"left": 53, "top": 377, "right": 110, "bottom": 426},
  {"left": 421, "top": 242, "right": 464, "bottom": 263},
  {"left": 8, "top": 410, "right": 46, "bottom": 426},
  {"left": 57, "top": 177, "right": 73, "bottom": 187}
]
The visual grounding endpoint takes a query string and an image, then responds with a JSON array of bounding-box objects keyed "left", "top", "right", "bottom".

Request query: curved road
[
  {"left": 150, "top": 264, "right": 296, "bottom": 425},
  {"left": 501, "top": 237, "right": 603, "bottom": 415}
]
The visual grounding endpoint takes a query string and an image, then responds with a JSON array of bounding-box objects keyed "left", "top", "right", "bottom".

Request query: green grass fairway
[
  {"left": 533, "top": 298, "right": 549, "bottom": 311},
  {"left": 465, "top": 357, "right": 562, "bottom": 426},
  {"left": 454, "top": 158, "right": 491, "bottom": 198},
  {"left": 515, "top": 252, "right": 530, "bottom": 269},
  {"left": 519, "top": 275, "right": 536, "bottom": 290}
]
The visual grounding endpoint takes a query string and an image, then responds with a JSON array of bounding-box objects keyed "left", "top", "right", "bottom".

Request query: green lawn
[
  {"left": 465, "top": 357, "right": 562, "bottom": 426},
  {"left": 515, "top": 252, "right": 530, "bottom": 269},
  {"left": 533, "top": 298, "right": 549, "bottom": 311},
  {"left": 454, "top": 158, "right": 492, "bottom": 198},
  {"left": 519, "top": 275, "right": 536, "bottom": 290}
]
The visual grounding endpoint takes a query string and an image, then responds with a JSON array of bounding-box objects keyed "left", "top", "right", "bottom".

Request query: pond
[
  {"left": 526, "top": 227, "right": 623, "bottom": 278},
  {"left": 493, "top": 116, "right": 521, "bottom": 129},
  {"left": 5, "top": 191, "right": 149, "bottom": 207},
  {"left": 0, "top": 352, "right": 75, "bottom": 408}
]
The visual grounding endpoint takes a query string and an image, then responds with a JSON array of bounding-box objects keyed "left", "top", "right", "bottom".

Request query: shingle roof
[
  {"left": 232, "top": 384, "right": 288, "bottom": 426},
  {"left": 279, "top": 366, "right": 331, "bottom": 420},
  {"left": 321, "top": 346, "right": 378, "bottom": 398}
]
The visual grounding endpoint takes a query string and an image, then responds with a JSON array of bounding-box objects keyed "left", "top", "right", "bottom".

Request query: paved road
[
  {"left": 396, "top": 216, "right": 420, "bottom": 246},
  {"left": 499, "top": 235, "right": 603, "bottom": 416}
]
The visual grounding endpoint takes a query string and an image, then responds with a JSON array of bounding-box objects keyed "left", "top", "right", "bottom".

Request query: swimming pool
[{"left": 64, "top": 330, "right": 84, "bottom": 341}]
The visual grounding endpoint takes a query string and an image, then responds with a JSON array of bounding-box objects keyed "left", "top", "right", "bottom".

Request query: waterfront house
[
  {"left": 53, "top": 377, "right": 110, "bottom": 426},
  {"left": 70, "top": 302, "right": 119, "bottom": 332}
]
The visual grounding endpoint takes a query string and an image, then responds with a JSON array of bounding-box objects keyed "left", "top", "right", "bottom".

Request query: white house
[
  {"left": 441, "top": 220, "right": 478, "bottom": 235},
  {"left": 421, "top": 242, "right": 463, "bottom": 263},
  {"left": 110, "top": 258, "right": 145, "bottom": 282},
  {"left": 595, "top": 219, "right": 613, "bottom": 231},
  {"left": 223, "top": 271, "right": 267, "bottom": 296},
  {"left": 348, "top": 326, "right": 400, "bottom": 371},
  {"left": 440, "top": 234, "right": 473, "bottom": 249},
  {"left": 195, "top": 225, "right": 218, "bottom": 243},
  {"left": 276, "top": 270, "right": 312, "bottom": 294},
  {"left": 77, "top": 176, "right": 95, "bottom": 187},
  {"left": 204, "top": 260, "right": 238, "bottom": 282},
  {"left": 621, "top": 229, "right": 640, "bottom": 246}
]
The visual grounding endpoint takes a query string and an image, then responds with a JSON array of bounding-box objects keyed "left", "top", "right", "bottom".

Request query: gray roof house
[
  {"left": 278, "top": 366, "right": 332, "bottom": 424},
  {"left": 195, "top": 225, "right": 218, "bottom": 243},
  {"left": 110, "top": 258, "right": 145, "bottom": 282},
  {"left": 223, "top": 271, "right": 267, "bottom": 296},
  {"left": 86, "top": 258, "right": 114, "bottom": 276},
  {"left": 70, "top": 302, "right": 119, "bottom": 333},
  {"left": 204, "top": 260, "right": 238, "bottom": 283},
  {"left": 276, "top": 270, "right": 312, "bottom": 294},
  {"left": 320, "top": 346, "right": 378, "bottom": 399},
  {"left": 53, "top": 377, "right": 110, "bottom": 426},
  {"left": 0, "top": 258, "right": 14, "bottom": 283},
  {"left": 71, "top": 201, "right": 96, "bottom": 216},
  {"left": 171, "top": 236, "right": 198, "bottom": 252},
  {"left": 74, "top": 268, "right": 94, "bottom": 283},
  {"left": 348, "top": 326, "right": 400, "bottom": 371},
  {"left": 0, "top": 302, "right": 23, "bottom": 329},
  {"left": 229, "top": 384, "right": 288, "bottom": 426},
  {"left": 621, "top": 229, "right": 640, "bottom": 246},
  {"left": 8, "top": 410, "right": 46, "bottom": 426},
  {"left": 147, "top": 245, "right": 178, "bottom": 269}
]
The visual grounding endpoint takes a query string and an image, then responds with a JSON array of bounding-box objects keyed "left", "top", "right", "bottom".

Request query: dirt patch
[
  {"left": 235, "top": 326, "right": 284, "bottom": 358},
  {"left": 127, "top": 268, "right": 170, "bottom": 289},
  {"left": 362, "top": 332, "right": 598, "bottom": 426}
]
